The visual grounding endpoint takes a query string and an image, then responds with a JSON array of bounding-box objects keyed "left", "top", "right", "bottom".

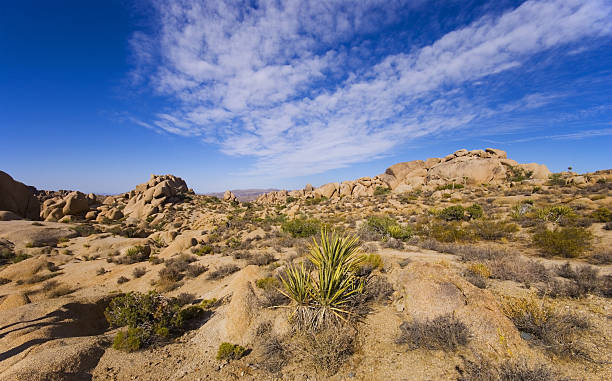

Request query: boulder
[
  {"left": 428, "top": 157, "right": 506, "bottom": 184},
  {"left": 223, "top": 190, "right": 237, "bottom": 202},
  {"left": 62, "top": 192, "right": 89, "bottom": 216},
  {"left": 0, "top": 170, "right": 40, "bottom": 220},
  {"left": 485, "top": 148, "right": 507, "bottom": 158},
  {"left": 316, "top": 182, "right": 338, "bottom": 198}
]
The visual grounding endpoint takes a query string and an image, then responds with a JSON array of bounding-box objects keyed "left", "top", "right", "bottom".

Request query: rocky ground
[{"left": 0, "top": 149, "right": 610, "bottom": 380}]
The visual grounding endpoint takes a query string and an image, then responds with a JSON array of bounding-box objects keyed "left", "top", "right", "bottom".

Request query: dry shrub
[
  {"left": 397, "top": 314, "right": 470, "bottom": 351},
  {"left": 586, "top": 250, "right": 612, "bottom": 265},
  {"left": 363, "top": 275, "right": 394, "bottom": 302},
  {"left": 502, "top": 296, "right": 590, "bottom": 358},
  {"left": 248, "top": 252, "right": 276, "bottom": 266},
  {"left": 470, "top": 220, "right": 519, "bottom": 241},
  {"left": 291, "top": 327, "right": 355, "bottom": 375},
  {"left": 185, "top": 263, "right": 207, "bottom": 278},
  {"left": 532, "top": 226, "right": 592, "bottom": 258},
  {"left": 207, "top": 264, "right": 240, "bottom": 280},
  {"left": 132, "top": 267, "right": 146, "bottom": 278},
  {"left": 458, "top": 357, "right": 570, "bottom": 381},
  {"left": 259, "top": 334, "right": 288, "bottom": 373},
  {"left": 544, "top": 262, "right": 609, "bottom": 298},
  {"left": 488, "top": 256, "right": 550, "bottom": 286}
]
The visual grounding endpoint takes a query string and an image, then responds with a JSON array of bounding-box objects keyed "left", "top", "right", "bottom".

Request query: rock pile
[
  {"left": 256, "top": 148, "right": 551, "bottom": 204},
  {"left": 39, "top": 174, "right": 191, "bottom": 223}
]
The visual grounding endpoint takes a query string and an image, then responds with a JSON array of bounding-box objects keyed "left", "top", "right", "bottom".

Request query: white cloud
[{"left": 132, "top": 0, "right": 612, "bottom": 178}]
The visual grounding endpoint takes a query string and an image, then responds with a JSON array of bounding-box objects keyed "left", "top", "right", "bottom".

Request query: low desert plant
[
  {"left": 105, "top": 291, "right": 199, "bottom": 352},
  {"left": 532, "top": 226, "right": 592, "bottom": 258},
  {"left": 396, "top": 314, "right": 470, "bottom": 351},
  {"left": 470, "top": 220, "right": 519, "bottom": 241},
  {"left": 591, "top": 206, "right": 612, "bottom": 222},
  {"left": 435, "top": 183, "right": 464, "bottom": 191},
  {"left": 117, "top": 276, "right": 129, "bottom": 284},
  {"left": 132, "top": 267, "right": 146, "bottom": 278},
  {"left": 216, "top": 342, "right": 247, "bottom": 361},
  {"left": 438, "top": 205, "right": 465, "bottom": 221},
  {"left": 247, "top": 252, "right": 276, "bottom": 266},
  {"left": 502, "top": 295, "right": 590, "bottom": 358},
  {"left": 465, "top": 204, "right": 483, "bottom": 219},
  {"left": 281, "top": 218, "right": 321, "bottom": 238},
  {"left": 194, "top": 245, "right": 213, "bottom": 255},
  {"left": 291, "top": 327, "right": 355, "bottom": 375},
  {"left": 207, "top": 264, "right": 240, "bottom": 280},
  {"left": 362, "top": 215, "right": 412, "bottom": 241},
  {"left": 373, "top": 186, "right": 391, "bottom": 196}
]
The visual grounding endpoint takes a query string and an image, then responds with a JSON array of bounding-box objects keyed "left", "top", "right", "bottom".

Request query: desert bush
[
  {"left": 280, "top": 229, "right": 365, "bottom": 330},
  {"left": 532, "top": 226, "right": 592, "bottom": 257},
  {"left": 546, "top": 262, "right": 608, "bottom": 298},
  {"left": 397, "top": 314, "right": 470, "bottom": 351},
  {"left": 465, "top": 204, "right": 483, "bottom": 219},
  {"left": 506, "top": 166, "right": 534, "bottom": 182},
  {"left": 207, "top": 264, "right": 240, "bottom": 280},
  {"left": 105, "top": 291, "right": 196, "bottom": 352},
  {"left": 292, "top": 327, "right": 355, "bottom": 375},
  {"left": 586, "top": 250, "right": 612, "bottom": 265},
  {"left": 281, "top": 218, "right": 321, "bottom": 238},
  {"left": 424, "top": 222, "right": 472, "bottom": 243},
  {"left": 361, "top": 215, "right": 412, "bottom": 241},
  {"left": 459, "top": 357, "right": 569, "bottom": 381},
  {"left": 216, "top": 342, "right": 247, "bottom": 361},
  {"left": 591, "top": 206, "right": 612, "bottom": 222},
  {"left": 548, "top": 173, "right": 566, "bottom": 186},
  {"left": 185, "top": 263, "right": 207, "bottom": 278},
  {"left": 435, "top": 183, "right": 464, "bottom": 191},
  {"left": 470, "top": 220, "right": 519, "bottom": 241},
  {"left": 0, "top": 277, "right": 10, "bottom": 285},
  {"left": 488, "top": 256, "right": 550, "bottom": 286},
  {"left": 257, "top": 277, "right": 290, "bottom": 307},
  {"left": 117, "top": 276, "right": 129, "bottom": 284},
  {"left": 374, "top": 186, "right": 391, "bottom": 196},
  {"left": 438, "top": 205, "right": 465, "bottom": 221},
  {"left": 132, "top": 267, "right": 146, "bottom": 278},
  {"left": 96, "top": 267, "right": 106, "bottom": 276},
  {"left": 247, "top": 252, "right": 276, "bottom": 266},
  {"left": 256, "top": 277, "right": 279, "bottom": 290},
  {"left": 358, "top": 253, "right": 383, "bottom": 274},
  {"left": 194, "top": 245, "right": 213, "bottom": 255},
  {"left": 363, "top": 275, "right": 394, "bottom": 302},
  {"left": 502, "top": 296, "right": 590, "bottom": 358}
]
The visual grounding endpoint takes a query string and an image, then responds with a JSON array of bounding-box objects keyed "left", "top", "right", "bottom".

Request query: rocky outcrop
[
  {"left": 223, "top": 190, "right": 237, "bottom": 202},
  {"left": 41, "top": 191, "right": 99, "bottom": 222},
  {"left": 255, "top": 148, "right": 552, "bottom": 204},
  {"left": 0, "top": 171, "right": 40, "bottom": 220}
]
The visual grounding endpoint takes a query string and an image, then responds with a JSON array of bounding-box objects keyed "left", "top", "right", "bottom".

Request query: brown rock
[{"left": 0, "top": 170, "right": 40, "bottom": 220}]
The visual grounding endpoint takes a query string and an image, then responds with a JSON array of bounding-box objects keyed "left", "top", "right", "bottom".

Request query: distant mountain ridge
[{"left": 207, "top": 188, "right": 279, "bottom": 202}]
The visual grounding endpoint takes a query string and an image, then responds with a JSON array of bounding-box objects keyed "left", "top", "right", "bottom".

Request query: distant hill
[{"left": 206, "top": 188, "right": 280, "bottom": 202}]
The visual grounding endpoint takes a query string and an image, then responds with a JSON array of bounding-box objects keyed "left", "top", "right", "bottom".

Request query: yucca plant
[{"left": 279, "top": 228, "right": 365, "bottom": 330}]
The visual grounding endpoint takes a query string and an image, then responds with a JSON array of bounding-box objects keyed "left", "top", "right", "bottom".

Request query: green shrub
[
  {"left": 256, "top": 277, "right": 280, "bottom": 290},
  {"left": 438, "top": 205, "right": 465, "bottom": 221},
  {"left": 360, "top": 253, "right": 383, "bottom": 271},
  {"left": 281, "top": 218, "right": 321, "bottom": 238},
  {"left": 533, "top": 227, "right": 592, "bottom": 258},
  {"left": 123, "top": 245, "right": 151, "bottom": 263},
  {"left": 591, "top": 207, "right": 612, "bottom": 222},
  {"left": 470, "top": 220, "right": 519, "bottom": 241},
  {"left": 435, "top": 183, "right": 464, "bottom": 191},
  {"left": 195, "top": 245, "right": 213, "bottom": 255},
  {"left": 113, "top": 327, "right": 146, "bottom": 352},
  {"left": 105, "top": 291, "right": 196, "bottom": 351},
  {"left": 426, "top": 222, "right": 472, "bottom": 243},
  {"left": 374, "top": 186, "right": 391, "bottom": 196},
  {"left": 548, "top": 173, "right": 566, "bottom": 186},
  {"left": 363, "top": 215, "right": 412, "bottom": 240},
  {"left": 506, "top": 166, "right": 533, "bottom": 182},
  {"left": 216, "top": 342, "right": 247, "bottom": 361},
  {"left": 465, "top": 204, "right": 483, "bottom": 220}
]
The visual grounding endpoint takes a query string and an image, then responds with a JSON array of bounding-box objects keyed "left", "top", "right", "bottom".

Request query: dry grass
[
  {"left": 397, "top": 314, "right": 470, "bottom": 351},
  {"left": 207, "top": 264, "right": 240, "bottom": 280},
  {"left": 291, "top": 326, "right": 355, "bottom": 375}
]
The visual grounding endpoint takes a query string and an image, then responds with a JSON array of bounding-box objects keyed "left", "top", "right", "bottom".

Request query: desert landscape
[{"left": 0, "top": 148, "right": 610, "bottom": 380}]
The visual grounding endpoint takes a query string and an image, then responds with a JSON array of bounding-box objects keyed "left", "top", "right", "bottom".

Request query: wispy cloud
[{"left": 131, "top": 0, "right": 612, "bottom": 177}]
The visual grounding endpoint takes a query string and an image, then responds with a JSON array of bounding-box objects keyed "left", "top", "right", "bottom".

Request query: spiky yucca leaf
[{"left": 279, "top": 262, "right": 312, "bottom": 306}]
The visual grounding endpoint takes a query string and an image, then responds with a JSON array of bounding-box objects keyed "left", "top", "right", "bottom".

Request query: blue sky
[{"left": 1, "top": 0, "right": 611, "bottom": 194}]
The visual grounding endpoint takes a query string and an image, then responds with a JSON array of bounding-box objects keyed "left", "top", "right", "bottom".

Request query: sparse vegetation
[
  {"left": 281, "top": 218, "right": 321, "bottom": 238},
  {"left": 396, "top": 314, "right": 470, "bottom": 351},
  {"left": 216, "top": 342, "right": 247, "bottom": 361},
  {"left": 207, "top": 264, "right": 240, "bottom": 280},
  {"left": 532, "top": 226, "right": 592, "bottom": 257}
]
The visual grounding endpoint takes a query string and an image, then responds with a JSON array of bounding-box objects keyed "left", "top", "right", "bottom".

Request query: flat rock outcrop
[
  {"left": 256, "top": 148, "right": 552, "bottom": 203},
  {"left": 0, "top": 171, "right": 40, "bottom": 220}
]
